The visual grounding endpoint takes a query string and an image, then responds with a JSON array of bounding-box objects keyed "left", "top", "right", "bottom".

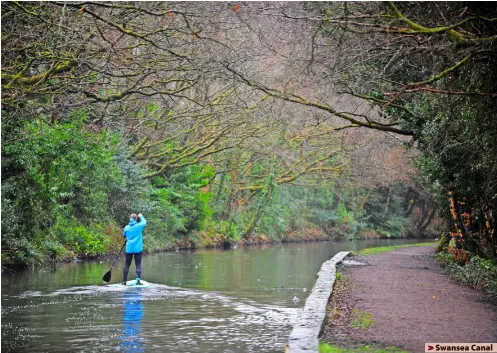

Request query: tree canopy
[{"left": 2, "top": 2, "right": 496, "bottom": 267}]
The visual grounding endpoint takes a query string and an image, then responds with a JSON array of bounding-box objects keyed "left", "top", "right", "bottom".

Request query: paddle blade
[{"left": 102, "top": 270, "right": 112, "bottom": 282}]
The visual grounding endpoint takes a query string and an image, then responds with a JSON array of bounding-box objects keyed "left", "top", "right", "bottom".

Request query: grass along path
[
  {"left": 355, "top": 242, "right": 437, "bottom": 256},
  {"left": 319, "top": 343, "right": 409, "bottom": 353}
]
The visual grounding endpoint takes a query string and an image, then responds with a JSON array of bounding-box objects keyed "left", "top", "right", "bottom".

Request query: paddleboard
[{"left": 110, "top": 280, "right": 150, "bottom": 288}]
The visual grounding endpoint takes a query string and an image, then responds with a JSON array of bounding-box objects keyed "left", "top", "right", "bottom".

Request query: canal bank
[
  {"left": 287, "top": 251, "right": 350, "bottom": 353},
  {"left": 2, "top": 228, "right": 421, "bottom": 272},
  {"left": 0, "top": 225, "right": 386, "bottom": 271},
  {"left": 319, "top": 245, "right": 497, "bottom": 353}
]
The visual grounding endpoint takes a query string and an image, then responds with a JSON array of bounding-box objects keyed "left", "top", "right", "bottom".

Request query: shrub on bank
[{"left": 436, "top": 251, "right": 497, "bottom": 297}]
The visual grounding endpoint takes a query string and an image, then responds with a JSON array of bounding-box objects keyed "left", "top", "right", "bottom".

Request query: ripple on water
[
  {"left": 5, "top": 282, "right": 300, "bottom": 353},
  {"left": 18, "top": 282, "right": 189, "bottom": 299}
]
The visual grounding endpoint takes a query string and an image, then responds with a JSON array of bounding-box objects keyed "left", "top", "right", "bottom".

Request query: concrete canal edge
[{"left": 287, "top": 251, "right": 350, "bottom": 353}]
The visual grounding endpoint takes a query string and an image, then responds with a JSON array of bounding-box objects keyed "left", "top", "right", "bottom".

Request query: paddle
[{"left": 102, "top": 240, "right": 126, "bottom": 282}]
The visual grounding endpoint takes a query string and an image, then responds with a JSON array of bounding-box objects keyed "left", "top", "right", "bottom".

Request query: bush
[
  {"left": 41, "top": 235, "right": 68, "bottom": 261},
  {"left": 207, "top": 220, "right": 239, "bottom": 243},
  {"left": 52, "top": 218, "right": 109, "bottom": 257},
  {"left": 436, "top": 251, "right": 497, "bottom": 297},
  {"left": 2, "top": 115, "right": 122, "bottom": 248}
]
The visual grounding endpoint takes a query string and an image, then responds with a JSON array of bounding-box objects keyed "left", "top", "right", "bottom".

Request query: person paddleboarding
[{"left": 122, "top": 213, "right": 147, "bottom": 285}]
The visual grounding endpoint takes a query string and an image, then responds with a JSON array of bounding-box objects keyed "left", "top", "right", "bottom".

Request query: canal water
[{"left": 1, "top": 238, "right": 423, "bottom": 353}]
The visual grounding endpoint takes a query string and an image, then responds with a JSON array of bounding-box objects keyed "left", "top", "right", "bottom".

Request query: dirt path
[{"left": 321, "top": 245, "right": 497, "bottom": 353}]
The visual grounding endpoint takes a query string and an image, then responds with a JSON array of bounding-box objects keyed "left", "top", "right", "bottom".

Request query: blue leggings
[{"left": 123, "top": 252, "right": 142, "bottom": 282}]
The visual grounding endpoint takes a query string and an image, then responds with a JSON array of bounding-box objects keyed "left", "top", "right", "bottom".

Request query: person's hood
[{"left": 128, "top": 219, "right": 137, "bottom": 226}]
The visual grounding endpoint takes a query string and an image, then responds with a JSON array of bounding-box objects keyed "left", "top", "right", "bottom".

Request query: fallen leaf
[{"left": 233, "top": 5, "right": 240, "bottom": 12}]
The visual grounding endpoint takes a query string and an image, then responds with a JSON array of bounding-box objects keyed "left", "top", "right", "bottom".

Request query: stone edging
[{"left": 287, "top": 251, "right": 350, "bottom": 353}]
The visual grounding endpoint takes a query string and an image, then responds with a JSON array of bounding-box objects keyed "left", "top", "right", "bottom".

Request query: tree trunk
[
  {"left": 384, "top": 187, "right": 392, "bottom": 216},
  {"left": 447, "top": 191, "right": 464, "bottom": 240},
  {"left": 419, "top": 207, "right": 436, "bottom": 233}
]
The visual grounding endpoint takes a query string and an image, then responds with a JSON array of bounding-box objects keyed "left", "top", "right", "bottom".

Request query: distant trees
[{"left": 235, "top": 2, "right": 497, "bottom": 258}]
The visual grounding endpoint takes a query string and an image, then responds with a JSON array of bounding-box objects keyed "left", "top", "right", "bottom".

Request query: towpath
[{"left": 321, "top": 245, "right": 497, "bottom": 352}]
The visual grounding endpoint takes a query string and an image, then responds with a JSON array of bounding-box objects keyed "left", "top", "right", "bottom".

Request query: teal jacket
[{"left": 123, "top": 214, "right": 147, "bottom": 253}]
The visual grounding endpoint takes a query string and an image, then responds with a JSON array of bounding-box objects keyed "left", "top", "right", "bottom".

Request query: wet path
[{"left": 321, "top": 245, "right": 497, "bottom": 352}]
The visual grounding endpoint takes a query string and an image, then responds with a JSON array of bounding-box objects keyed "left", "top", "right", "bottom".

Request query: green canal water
[{"left": 1, "top": 239, "right": 424, "bottom": 353}]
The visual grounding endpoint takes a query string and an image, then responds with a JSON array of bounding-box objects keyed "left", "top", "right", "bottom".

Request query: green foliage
[
  {"left": 403, "top": 86, "right": 497, "bottom": 258},
  {"left": 383, "top": 215, "right": 409, "bottom": 238},
  {"left": 436, "top": 252, "right": 497, "bottom": 297},
  {"left": 414, "top": 93, "right": 497, "bottom": 216},
  {"left": 209, "top": 220, "right": 240, "bottom": 243},
  {"left": 1, "top": 109, "right": 432, "bottom": 268},
  {"left": 11, "top": 3, "right": 493, "bottom": 269},
  {"left": 52, "top": 218, "right": 109, "bottom": 256},
  {"left": 208, "top": 175, "right": 421, "bottom": 242},
  {"left": 351, "top": 308, "right": 375, "bottom": 329},
  {"left": 253, "top": 182, "right": 291, "bottom": 239},
  {"left": 108, "top": 150, "right": 151, "bottom": 226},
  {"left": 158, "top": 164, "right": 214, "bottom": 234},
  {"left": 2, "top": 114, "right": 120, "bottom": 226},
  {"left": 319, "top": 343, "right": 408, "bottom": 353},
  {"left": 1, "top": 113, "right": 124, "bottom": 265},
  {"left": 362, "top": 183, "right": 412, "bottom": 237},
  {"left": 41, "top": 235, "right": 68, "bottom": 260},
  {"left": 1, "top": 105, "right": 221, "bottom": 266},
  {"left": 106, "top": 151, "right": 211, "bottom": 251},
  {"left": 284, "top": 185, "right": 334, "bottom": 231},
  {"left": 1, "top": 238, "right": 45, "bottom": 268},
  {"left": 336, "top": 203, "right": 354, "bottom": 225},
  {"left": 149, "top": 188, "right": 187, "bottom": 234},
  {"left": 435, "top": 230, "right": 450, "bottom": 253}
]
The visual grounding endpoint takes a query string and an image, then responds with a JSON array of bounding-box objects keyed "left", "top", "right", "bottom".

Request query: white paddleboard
[{"left": 110, "top": 280, "right": 150, "bottom": 288}]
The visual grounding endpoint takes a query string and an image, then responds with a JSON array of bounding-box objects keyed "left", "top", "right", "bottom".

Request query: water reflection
[{"left": 120, "top": 291, "right": 145, "bottom": 353}]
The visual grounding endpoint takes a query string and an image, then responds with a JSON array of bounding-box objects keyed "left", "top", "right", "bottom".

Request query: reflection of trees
[{"left": 121, "top": 292, "right": 144, "bottom": 353}]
